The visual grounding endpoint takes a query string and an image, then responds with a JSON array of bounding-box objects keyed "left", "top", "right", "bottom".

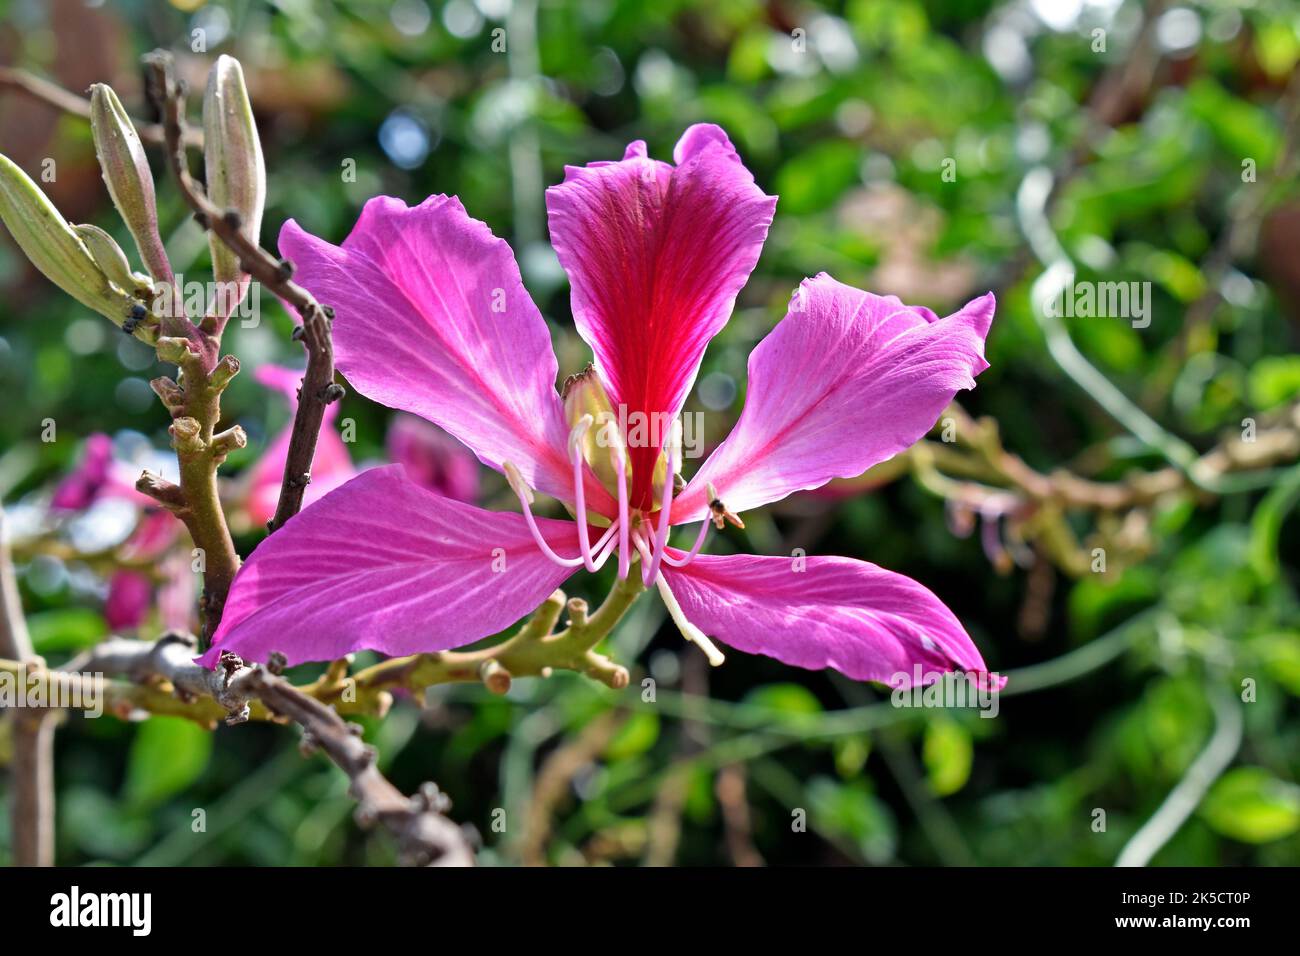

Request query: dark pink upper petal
[
  {"left": 663, "top": 552, "right": 1003, "bottom": 690},
  {"left": 546, "top": 124, "right": 776, "bottom": 508},
  {"left": 278, "top": 195, "right": 603, "bottom": 510},
  {"left": 199, "top": 465, "right": 580, "bottom": 667},
  {"left": 674, "top": 275, "right": 995, "bottom": 523}
]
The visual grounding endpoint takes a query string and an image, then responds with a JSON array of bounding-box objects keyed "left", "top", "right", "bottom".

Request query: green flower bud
[
  {"left": 89, "top": 84, "right": 173, "bottom": 284},
  {"left": 73, "top": 224, "right": 154, "bottom": 300},
  {"left": 204, "top": 55, "right": 265, "bottom": 311},
  {"left": 0, "top": 153, "right": 147, "bottom": 335}
]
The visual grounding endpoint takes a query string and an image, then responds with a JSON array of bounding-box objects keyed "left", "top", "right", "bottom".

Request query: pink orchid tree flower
[
  {"left": 105, "top": 569, "right": 153, "bottom": 631},
  {"left": 50, "top": 432, "right": 182, "bottom": 556},
  {"left": 51, "top": 433, "right": 189, "bottom": 631},
  {"left": 239, "top": 364, "right": 357, "bottom": 528},
  {"left": 199, "top": 124, "right": 1002, "bottom": 691},
  {"left": 50, "top": 433, "right": 152, "bottom": 511}
]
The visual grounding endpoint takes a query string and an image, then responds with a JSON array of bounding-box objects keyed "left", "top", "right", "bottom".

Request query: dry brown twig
[{"left": 0, "top": 65, "right": 202, "bottom": 148}]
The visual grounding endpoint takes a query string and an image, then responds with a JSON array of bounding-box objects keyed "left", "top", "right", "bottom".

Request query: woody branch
[
  {"left": 0, "top": 571, "right": 646, "bottom": 730},
  {"left": 141, "top": 50, "right": 340, "bottom": 536},
  {"left": 57, "top": 634, "right": 473, "bottom": 866},
  {"left": 0, "top": 504, "right": 54, "bottom": 867}
]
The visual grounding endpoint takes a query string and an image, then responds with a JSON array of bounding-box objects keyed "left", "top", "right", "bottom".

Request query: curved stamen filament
[
  {"left": 568, "top": 415, "right": 604, "bottom": 572},
  {"left": 658, "top": 518, "right": 710, "bottom": 568},
  {"left": 503, "top": 460, "right": 591, "bottom": 569},
  {"left": 591, "top": 520, "right": 621, "bottom": 569},
  {"left": 605, "top": 423, "right": 631, "bottom": 581},
  {"left": 640, "top": 426, "right": 679, "bottom": 587},
  {"left": 654, "top": 570, "right": 725, "bottom": 667}
]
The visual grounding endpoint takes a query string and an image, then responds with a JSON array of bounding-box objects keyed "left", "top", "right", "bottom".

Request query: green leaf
[
  {"left": 604, "top": 711, "right": 659, "bottom": 761},
  {"left": 1200, "top": 767, "right": 1300, "bottom": 844},
  {"left": 807, "top": 776, "right": 897, "bottom": 863},
  {"left": 773, "top": 141, "right": 863, "bottom": 214},
  {"left": 124, "top": 717, "right": 213, "bottom": 809},
  {"left": 1248, "top": 356, "right": 1300, "bottom": 410},
  {"left": 26, "top": 608, "right": 108, "bottom": 654},
  {"left": 742, "top": 682, "right": 824, "bottom": 718},
  {"left": 834, "top": 735, "right": 871, "bottom": 778},
  {"left": 1248, "top": 462, "right": 1300, "bottom": 584},
  {"left": 1186, "top": 78, "right": 1281, "bottom": 167},
  {"left": 923, "top": 717, "right": 973, "bottom": 796},
  {"left": 1255, "top": 19, "right": 1300, "bottom": 79}
]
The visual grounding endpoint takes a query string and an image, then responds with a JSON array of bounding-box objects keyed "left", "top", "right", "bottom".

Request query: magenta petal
[
  {"left": 278, "top": 195, "right": 586, "bottom": 507},
  {"left": 663, "top": 552, "right": 1003, "bottom": 689},
  {"left": 105, "top": 570, "right": 152, "bottom": 631},
  {"left": 158, "top": 553, "right": 196, "bottom": 634},
  {"left": 252, "top": 363, "right": 308, "bottom": 404},
  {"left": 199, "top": 465, "right": 580, "bottom": 667},
  {"left": 674, "top": 276, "right": 995, "bottom": 522},
  {"left": 386, "top": 412, "right": 480, "bottom": 503},
  {"left": 120, "top": 510, "right": 182, "bottom": 561},
  {"left": 51, "top": 433, "right": 115, "bottom": 511},
  {"left": 546, "top": 124, "right": 776, "bottom": 507}
]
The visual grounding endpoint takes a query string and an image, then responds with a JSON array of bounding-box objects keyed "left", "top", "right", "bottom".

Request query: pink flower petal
[
  {"left": 674, "top": 276, "right": 995, "bottom": 522},
  {"left": 546, "top": 124, "right": 776, "bottom": 507},
  {"left": 51, "top": 433, "right": 115, "bottom": 511},
  {"left": 120, "top": 509, "right": 183, "bottom": 561},
  {"left": 663, "top": 551, "right": 1003, "bottom": 689},
  {"left": 386, "top": 412, "right": 480, "bottom": 503},
  {"left": 51, "top": 433, "right": 153, "bottom": 511},
  {"left": 158, "top": 552, "right": 197, "bottom": 634},
  {"left": 105, "top": 570, "right": 152, "bottom": 631},
  {"left": 252, "top": 363, "right": 308, "bottom": 404},
  {"left": 199, "top": 465, "right": 580, "bottom": 667},
  {"left": 278, "top": 196, "right": 605, "bottom": 511}
]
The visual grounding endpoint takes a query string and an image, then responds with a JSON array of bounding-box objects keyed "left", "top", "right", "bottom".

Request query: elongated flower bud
[
  {"left": 89, "top": 84, "right": 172, "bottom": 284},
  {"left": 0, "top": 153, "right": 147, "bottom": 334},
  {"left": 204, "top": 55, "right": 265, "bottom": 312},
  {"left": 73, "top": 224, "right": 154, "bottom": 300}
]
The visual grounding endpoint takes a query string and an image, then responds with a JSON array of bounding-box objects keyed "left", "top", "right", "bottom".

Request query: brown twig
[
  {"left": 520, "top": 711, "right": 626, "bottom": 866},
  {"left": 0, "top": 504, "right": 54, "bottom": 867},
  {"left": 899, "top": 401, "right": 1300, "bottom": 576},
  {"left": 716, "top": 764, "right": 764, "bottom": 868},
  {"left": 141, "top": 50, "right": 339, "bottom": 534},
  {"left": 0, "top": 65, "right": 202, "bottom": 148},
  {"left": 64, "top": 633, "right": 474, "bottom": 866}
]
